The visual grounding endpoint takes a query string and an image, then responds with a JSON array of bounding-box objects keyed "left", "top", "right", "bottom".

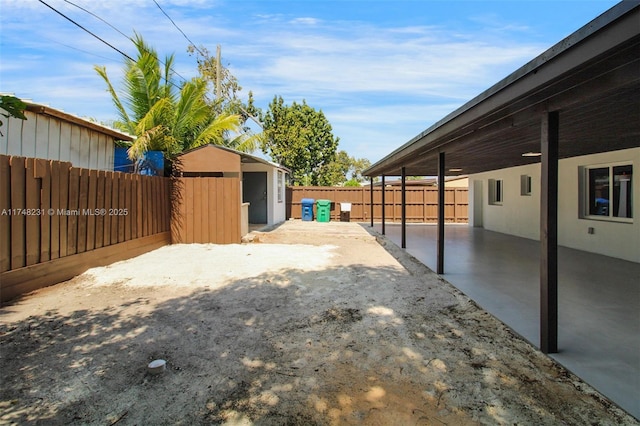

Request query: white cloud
[
  {"left": 0, "top": 1, "right": 551, "bottom": 161},
  {"left": 289, "top": 17, "right": 321, "bottom": 25}
]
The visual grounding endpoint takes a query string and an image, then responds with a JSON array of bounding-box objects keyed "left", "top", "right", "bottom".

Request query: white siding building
[{"left": 0, "top": 99, "right": 134, "bottom": 170}]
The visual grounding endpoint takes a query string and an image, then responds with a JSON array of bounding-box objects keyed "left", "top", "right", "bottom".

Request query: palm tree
[{"left": 95, "top": 34, "right": 245, "bottom": 160}]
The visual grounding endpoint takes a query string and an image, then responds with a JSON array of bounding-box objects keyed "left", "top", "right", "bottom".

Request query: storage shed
[
  {"left": 0, "top": 97, "right": 134, "bottom": 170},
  {"left": 171, "top": 145, "right": 289, "bottom": 244}
]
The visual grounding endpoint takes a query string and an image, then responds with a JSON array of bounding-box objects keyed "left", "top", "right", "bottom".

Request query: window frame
[
  {"left": 580, "top": 162, "right": 633, "bottom": 223},
  {"left": 277, "top": 170, "right": 283, "bottom": 203},
  {"left": 488, "top": 178, "right": 504, "bottom": 205},
  {"left": 520, "top": 175, "right": 532, "bottom": 196}
]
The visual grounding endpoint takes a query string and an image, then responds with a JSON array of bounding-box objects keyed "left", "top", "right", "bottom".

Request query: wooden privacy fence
[
  {"left": 171, "top": 177, "right": 241, "bottom": 244},
  {"left": 287, "top": 186, "right": 468, "bottom": 223},
  {"left": 0, "top": 154, "right": 171, "bottom": 302}
]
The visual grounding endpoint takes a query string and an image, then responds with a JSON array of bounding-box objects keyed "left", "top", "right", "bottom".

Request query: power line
[
  {"left": 150, "top": 0, "right": 264, "bottom": 128},
  {"left": 39, "top": 0, "right": 264, "bottom": 129},
  {"left": 46, "top": 0, "right": 199, "bottom": 99},
  {"left": 62, "top": 0, "right": 131, "bottom": 42},
  {"left": 59, "top": 0, "right": 191, "bottom": 86},
  {"left": 152, "top": 0, "right": 205, "bottom": 57},
  {"left": 37, "top": 0, "right": 135, "bottom": 63}
]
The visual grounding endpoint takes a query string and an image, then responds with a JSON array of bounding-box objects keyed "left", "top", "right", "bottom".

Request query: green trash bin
[{"left": 316, "top": 199, "right": 331, "bottom": 222}]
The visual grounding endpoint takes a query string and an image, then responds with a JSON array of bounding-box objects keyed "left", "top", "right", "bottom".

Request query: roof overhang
[{"left": 364, "top": 1, "right": 640, "bottom": 177}]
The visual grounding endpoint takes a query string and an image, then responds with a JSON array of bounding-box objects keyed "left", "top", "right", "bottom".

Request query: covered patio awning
[
  {"left": 363, "top": 1, "right": 639, "bottom": 356},
  {"left": 364, "top": 2, "right": 639, "bottom": 178}
]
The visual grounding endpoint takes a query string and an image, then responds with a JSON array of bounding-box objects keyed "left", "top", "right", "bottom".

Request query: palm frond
[
  {"left": 94, "top": 65, "right": 135, "bottom": 134},
  {"left": 189, "top": 113, "right": 241, "bottom": 150},
  {"left": 226, "top": 131, "right": 264, "bottom": 153},
  {"left": 127, "top": 125, "right": 179, "bottom": 160},
  {"left": 136, "top": 97, "right": 174, "bottom": 134}
]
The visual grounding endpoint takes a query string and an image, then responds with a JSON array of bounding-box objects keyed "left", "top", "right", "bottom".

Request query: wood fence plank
[
  {"left": 103, "top": 171, "right": 113, "bottom": 246},
  {"left": 192, "top": 178, "right": 202, "bottom": 243},
  {"left": 137, "top": 174, "right": 143, "bottom": 238},
  {"left": 95, "top": 171, "right": 105, "bottom": 249},
  {"left": 36, "top": 159, "right": 51, "bottom": 263},
  {"left": 216, "top": 179, "right": 225, "bottom": 242},
  {"left": 77, "top": 168, "right": 89, "bottom": 253},
  {"left": 166, "top": 178, "right": 171, "bottom": 231},
  {"left": 110, "top": 172, "right": 119, "bottom": 243},
  {"left": 207, "top": 178, "right": 218, "bottom": 243},
  {"left": 158, "top": 177, "right": 165, "bottom": 232},
  {"left": 162, "top": 178, "right": 169, "bottom": 232},
  {"left": 159, "top": 177, "right": 165, "bottom": 232},
  {"left": 228, "top": 178, "right": 240, "bottom": 243},
  {"left": 124, "top": 174, "right": 132, "bottom": 241},
  {"left": 200, "top": 179, "right": 209, "bottom": 243},
  {"left": 185, "top": 178, "right": 194, "bottom": 243},
  {"left": 86, "top": 169, "right": 98, "bottom": 251},
  {"left": 25, "top": 158, "right": 41, "bottom": 266},
  {"left": 145, "top": 175, "right": 151, "bottom": 237},
  {"left": 9, "top": 156, "right": 26, "bottom": 269},
  {"left": 154, "top": 176, "right": 160, "bottom": 234},
  {"left": 130, "top": 175, "right": 137, "bottom": 239},
  {"left": 67, "top": 167, "right": 79, "bottom": 255},
  {"left": 58, "top": 162, "right": 70, "bottom": 257},
  {"left": 49, "top": 161, "right": 61, "bottom": 260},
  {"left": 148, "top": 177, "right": 155, "bottom": 235},
  {"left": 0, "top": 156, "right": 11, "bottom": 272},
  {"left": 141, "top": 176, "right": 147, "bottom": 237},
  {"left": 118, "top": 173, "right": 126, "bottom": 243}
]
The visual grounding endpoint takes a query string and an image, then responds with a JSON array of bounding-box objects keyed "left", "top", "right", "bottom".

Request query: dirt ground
[{"left": 0, "top": 220, "right": 637, "bottom": 425}]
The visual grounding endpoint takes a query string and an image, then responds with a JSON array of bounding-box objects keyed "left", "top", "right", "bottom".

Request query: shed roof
[
  {"left": 364, "top": 1, "right": 640, "bottom": 177},
  {"left": 2, "top": 96, "right": 135, "bottom": 142},
  {"left": 177, "top": 144, "right": 291, "bottom": 173}
]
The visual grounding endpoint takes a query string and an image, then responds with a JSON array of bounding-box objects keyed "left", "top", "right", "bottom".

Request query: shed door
[{"left": 243, "top": 172, "right": 268, "bottom": 223}]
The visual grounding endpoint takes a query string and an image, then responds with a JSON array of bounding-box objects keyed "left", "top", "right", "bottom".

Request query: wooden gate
[{"left": 171, "top": 177, "right": 240, "bottom": 244}]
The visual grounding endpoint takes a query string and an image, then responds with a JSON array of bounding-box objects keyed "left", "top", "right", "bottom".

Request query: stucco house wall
[{"left": 469, "top": 147, "right": 639, "bottom": 263}]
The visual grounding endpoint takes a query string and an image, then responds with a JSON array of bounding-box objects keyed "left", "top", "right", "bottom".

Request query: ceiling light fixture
[
  {"left": 449, "top": 168, "right": 463, "bottom": 172},
  {"left": 522, "top": 152, "right": 542, "bottom": 157}
]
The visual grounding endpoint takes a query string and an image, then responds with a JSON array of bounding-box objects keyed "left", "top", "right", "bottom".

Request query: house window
[
  {"left": 584, "top": 164, "right": 632, "bottom": 220},
  {"left": 520, "top": 175, "right": 532, "bottom": 196},
  {"left": 489, "top": 179, "right": 503, "bottom": 205},
  {"left": 277, "top": 170, "right": 283, "bottom": 203}
]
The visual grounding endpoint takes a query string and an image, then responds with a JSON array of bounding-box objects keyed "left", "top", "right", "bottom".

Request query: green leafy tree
[
  {"left": 317, "top": 150, "right": 352, "bottom": 186},
  {"left": 260, "top": 96, "right": 339, "bottom": 186},
  {"left": 350, "top": 157, "right": 372, "bottom": 183},
  {"left": 0, "top": 95, "right": 27, "bottom": 137},
  {"left": 95, "top": 34, "right": 243, "bottom": 160},
  {"left": 320, "top": 151, "right": 373, "bottom": 186}
]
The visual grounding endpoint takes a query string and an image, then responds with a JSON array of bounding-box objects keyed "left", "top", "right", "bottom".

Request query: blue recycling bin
[{"left": 301, "top": 198, "right": 315, "bottom": 221}]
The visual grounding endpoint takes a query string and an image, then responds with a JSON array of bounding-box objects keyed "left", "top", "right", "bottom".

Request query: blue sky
[{"left": 0, "top": 0, "right": 620, "bottom": 164}]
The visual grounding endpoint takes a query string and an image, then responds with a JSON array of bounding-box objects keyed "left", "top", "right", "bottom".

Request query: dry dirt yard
[{"left": 0, "top": 220, "right": 636, "bottom": 425}]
